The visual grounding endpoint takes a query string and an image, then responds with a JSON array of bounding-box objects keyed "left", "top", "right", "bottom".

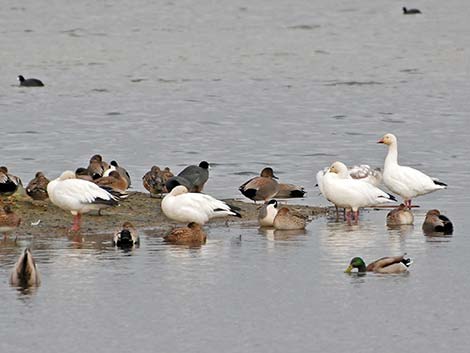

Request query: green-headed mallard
[{"left": 345, "top": 255, "right": 412, "bottom": 274}]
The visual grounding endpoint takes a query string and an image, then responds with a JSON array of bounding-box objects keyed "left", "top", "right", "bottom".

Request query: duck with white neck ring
[{"left": 378, "top": 133, "right": 447, "bottom": 208}]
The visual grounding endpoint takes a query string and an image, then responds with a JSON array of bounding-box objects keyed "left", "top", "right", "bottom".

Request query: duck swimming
[{"left": 345, "top": 255, "right": 412, "bottom": 274}]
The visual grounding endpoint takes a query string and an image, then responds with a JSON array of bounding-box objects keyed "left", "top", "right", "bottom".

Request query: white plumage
[
  {"left": 161, "top": 185, "right": 240, "bottom": 224},
  {"left": 322, "top": 162, "right": 396, "bottom": 220},
  {"left": 47, "top": 171, "right": 119, "bottom": 230},
  {"left": 378, "top": 133, "right": 447, "bottom": 206}
]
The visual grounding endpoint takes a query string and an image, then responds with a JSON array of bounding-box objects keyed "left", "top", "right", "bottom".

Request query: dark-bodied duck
[
  {"left": 275, "top": 183, "right": 306, "bottom": 198},
  {"left": 345, "top": 255, "right": 412, "bottom": 274},
  {"left": 87, "top": 154, "right": 109, "bottom": 180},
  {"left": 422, "top": 209, "right": 453, "bottom": 234},
  {"left": 113, "top": 222, "right": 139, "bottom": 247},
  {"left": 166, "top": 161, "right": 209, "bottom": 193},
  {"left": 143, "top": 166, "right": 174, "bottom": 197},
  {"left": 164, "top": 222, "right": 207, "bottom": 245},
  {"left": 239, "top": 167, "right": 280, "bottom": 202},
  {"left": 26, "top": 171, "right": 50, "bottom": 201},
  {"left": 403, "top": 7, "right": 421, "bottom": 15},
  {"left": 10, "top": 248, "right": 41, "bottom": 287},
  {"left": 18, "top": 75, "right": 44, "bottom": 87},
  {"left": 0, "top": 166, "right": 22, "bottom": 199}
]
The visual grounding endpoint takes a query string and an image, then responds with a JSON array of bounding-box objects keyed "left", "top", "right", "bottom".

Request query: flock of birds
[{"left": 1, "top": 132, "right": 454, "bottom": 288}]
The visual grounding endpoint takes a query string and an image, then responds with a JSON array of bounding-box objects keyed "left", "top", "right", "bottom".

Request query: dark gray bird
[
  {"left": 26, "top": 171, "right": 50, "bottom": 201},
  {"left": 18, "top": 75, "right": 44, "bottom": 87},
  {"left": 403, "top": 7, "right": 421, "bottom": 14},
  {"left": 165, "top": 161, "right": 209, "bottom": 193}
]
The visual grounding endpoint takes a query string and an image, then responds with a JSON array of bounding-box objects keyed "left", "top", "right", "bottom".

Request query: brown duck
[
  {"left": 239, "top": 167, "right": 280, "bottom": 202},
  {"left": 164, "top": 222, "right": 207, "bottom": 245},
  {"left": 26, "top": 171, "right": 50, "bottom": 201}
]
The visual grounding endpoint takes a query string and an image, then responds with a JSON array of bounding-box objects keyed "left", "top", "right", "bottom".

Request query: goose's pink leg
[
  {"left": 354, "top": 210, "right": 360, "bottom": 224},
  {"left": 346, "top": 210, "right": 352, "bottom": 225},
  {"left": 71, "top": 213, "right": 82, "bottom": 231}
]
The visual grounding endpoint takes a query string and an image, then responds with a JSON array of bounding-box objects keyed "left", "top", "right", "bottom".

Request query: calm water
[{"left": 1, "top": 0, "right": 470, "bottom": 352}]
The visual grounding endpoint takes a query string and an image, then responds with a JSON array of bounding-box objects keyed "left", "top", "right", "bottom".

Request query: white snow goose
[
  {"left": 161, "top": 185, "right": 241, "bottom": 224},
  {"left": 378, "top": 133, "right": 447, "bottom": 208},
  {"left": 47, "top": 171, "right": 121, "bottom": 231},
  {"left": 322, "top": 161, "right": 396, "bottom": 223}
]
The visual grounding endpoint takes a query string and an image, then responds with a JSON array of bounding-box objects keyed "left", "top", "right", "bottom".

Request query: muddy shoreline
[{"left": 10, "top": 191, "right": 327, "bottom": 236}]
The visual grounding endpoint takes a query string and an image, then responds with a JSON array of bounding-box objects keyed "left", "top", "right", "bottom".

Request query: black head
[
  {"left": 18, "top": 75, "right": 25, "bottom": 82},
  {"left": 119, "top": 229, "right": 133, "bottom": 244},
  {"left": 75, "top": 167, "right": 88, "bottom": 176},
  {"left": 199, "top": 161, "right": 209, "bottom": 169},
  {"left": 402, "top": 7, "right": 407, "bottom": 13},
  {"left": 267, "top": 199, "right": 278, "bottom": 208},
  {"left": 110, "top": 160, "right": 118, "bottom": 167}
]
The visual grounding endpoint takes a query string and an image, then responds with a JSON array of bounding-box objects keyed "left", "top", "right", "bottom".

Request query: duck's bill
[{"left": 344, "top": 265, "right": 353, "bottom": 273}]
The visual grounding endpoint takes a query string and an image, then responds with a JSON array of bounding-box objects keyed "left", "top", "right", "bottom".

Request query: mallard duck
[
  {"left": 386, "top": 203, "right": 414, "bottom": 225},
  {"left": 239, "top": 167, "right": 280, "bottom": 202},
  {"left": 164, "top": 222, "right": 207, "bottom": 245},
  {"left": 345, "top": 255, "right": 412, "bottom": 274},
  {"left": 166, "top": 161, "right": 209, "bottom": 193},
  {"left": 17, "top": 75, "right": 44, "bottom": 87},
  {"left": 273, "top": 207, "right": 306, "bottom": 230},
  {"left": 113, "top": 222, "right": 139, "bottom": 246},
  {"left": 26, "top": 171, "right": 50, "bottom": 201},
  {"left": 422, "top": 209, "right": 453, "bottom": 234},
  {"left": 0, "top": 205, "right": 21, "bottom": 239},
  {"left": 162, "top": 185, "right": 241, "bottom": 224},
  {"left": 143, "top": 166, "right": 174, "bottom": 197},
  {"left": 10, "top": 248, "right": 41, "bottom": 287},
  {"left": 258, "top": 199, "right": 279, "bottom": 227}
]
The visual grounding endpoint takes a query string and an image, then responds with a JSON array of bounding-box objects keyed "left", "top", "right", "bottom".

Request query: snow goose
[
  {"left": 164, "top": 222, "right": 207, "bottom": 245},
  {"left": 10, "top": 248, "right": 41, "bottom": 287},
  {"left": 322, "top": 161, "right": 396, "bottom": 223},
  {"left": 378, "top": 133, "right": 447, "bottom": 207},
  {"left": 26, "top": 171, "right": 50, "bottom": 201},
  {"left": 258, "top": 199, "right": 279, "bottom": 227},
  {"left": 47, "top": 171, "right": 120, "bottom": 231},
  {"left": 345, "top": 255, "right": 412, "bottom": 274},
  {"left": 161, "top": 185, "right": 241, "bottom": 224},
  {"left": 239, "top": 167, "right": 280, "bottom": 202},
  {"left": 113, "top": 222, "right": 139, "bottom": 247}
]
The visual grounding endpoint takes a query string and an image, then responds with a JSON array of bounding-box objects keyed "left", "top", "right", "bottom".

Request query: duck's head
[
  {"left": 277, "top": 207, "right": 290, "bottom": 216},
  {"left": 0, "top": 166, "right": 9, "bottom": 173},
  {"left": 109, "top": 171, "right": 121, "bottom": 179},
  {"left": 150, "top": 166, "right": 161, "bottom": 173},
  {"left": 89, "top": 154, "right": 103, "bottom": 163},
  {"left": 345, "top": 257, "right": 366, "bottom": 273},
  {"left": 121, "top": 221, "right": 134, "bottom": 230},
  {"left": 188, "top": 222, "right": 202, "bottom": 231},
  {"left": 425, "top": 209, "right": 441, "bottom": 217},
  {"left": 110, "top": 160, "right": 119, "bottom": 167},
  {"left": 260, "top": 167, "right": 278, "bottom": 179},
  {"left": 377, "top": 133, "right": 397, "bottom": 145},
  {"left": 170, "top": 185, "right": 189, "bottom": 196},
  {"left": 266, "top": 199, "right": 278, "bottom": 209},
  {"left": 17, "top": 75, "right": 25, "bottom": 82}
]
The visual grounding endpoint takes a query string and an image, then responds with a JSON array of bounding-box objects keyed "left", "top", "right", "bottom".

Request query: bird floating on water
[
  {"left": 403, "top": 7, "right": 421, "bottom": 15},
  {"left": 113, "top": 222, "right": 139, "bottom": 247},
  {"left": 10, "top": 248, "right": 41, "bottom": 288},
  {"left": 17, "top": 75, "right": 44, "bottom": 87},
  {"left": 422, "top": 209, "right": 453, "bottom": 235},
  {"left": 345, "top": 255, "right": 412, "bottom": 274}
]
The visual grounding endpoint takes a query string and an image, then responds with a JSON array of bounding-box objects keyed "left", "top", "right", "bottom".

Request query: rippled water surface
[{"left": 1, "top": 0, "right": 470, "bottom": 352}]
